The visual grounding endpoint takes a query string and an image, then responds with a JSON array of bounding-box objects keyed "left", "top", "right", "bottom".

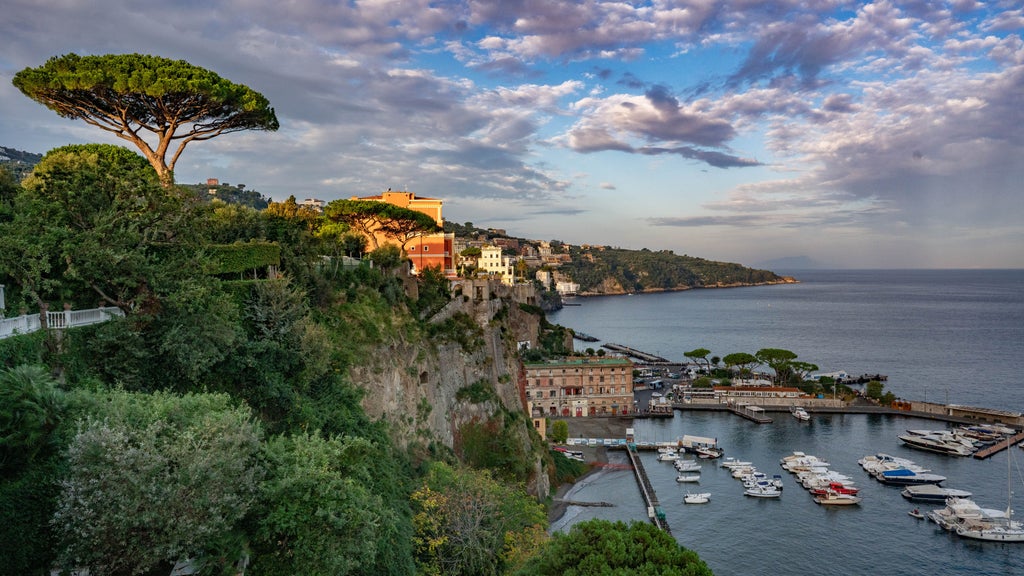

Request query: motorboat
[
  {"left": 954, "top": 437, "right": 1024, "bottom": 542},
  {"left": 898, "top": 430, "right": 977, "bottom": 456},
  {"left": 791, "top": 406, "right": 811, "bottom": 421},
  {"left": 744, "top": 483, "right": 782, "bottom": 498},
  {"left": 657, "top": 452, "right": 679, "bottom": 462},
  {"left": 875, "top": 468, "right": 946, "bottom": 486},
  {"left": 928, "top": 498, "right": 1002, "bottom": 531},
  {"left": 684, "top": 492, "right": 711, "bottom": 504},
  {"left": 676, "top": 474, "right": 701, "bottom": 483},
  {"left": 814, "top": 490, "right": 861, "bottom": 505},
  {"left": 696, "top": 446, "right": 724, "bottom": 459},
  {"left": 901, "top": 485, "right": 972, "bottom": 503},
  {"left": 909, "top": 509, "right": 925, "bottom": 519},
  {"left": 675, "top": 460, "right": 701, "bottom": 472},
  {"left": 810, "top": 481, "right": 859, "bottom": 496},
  {"left": 721, "top": 458, "right": 752, "bottom": 469}
]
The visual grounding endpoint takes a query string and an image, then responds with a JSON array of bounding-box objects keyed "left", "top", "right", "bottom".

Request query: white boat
[
  {"left": 791, "top": 406, "right": 810, "bottom": 421},
  {"left": 898, "top": 430, "right": 977, "bottom": 456},
  {"left": 814, "top": 490, "right": 861, "bottom": 505},
  {"left": 676, "top": 474, "right": 701, "bottom": 483},
  {"left": 675, "top": 460, "right": 701, "bottom": 472},
  {"left": 696, "top": 446, "right": 724, "bottom": 459},
  {"left": 657, "top": 452, "right": 679, "bottom": 462},
  {"left": 901, "top": 484, "right": 973, "bottom": 503},
  {"left": 954, "top": 439, "right": 1024, "bottom": 542},
  {"left": 721, "top": 458, "right": 752, "bottom": 469},
  {"left": 744, "top": 483, "right": 782, "bottom": 498},
  {"left": 928, "top": 498, "right": 1005, "bottom": 531},
  {"left": 684, "top": 492, "right": 711, "bottom": 504}
]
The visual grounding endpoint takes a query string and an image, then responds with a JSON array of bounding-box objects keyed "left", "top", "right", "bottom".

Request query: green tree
[
  {"left": 684, "top": 348, "right": 711, "bottom": 372},
  {"left": 323, "top": 199, "right": 440, "bottom": 251},
  {"left": 550, "top": 419, "right": 569, "bottom": 444},
  {"left": 251, "top": 433, "right": 407, "bottom": 576},
  {"left": 0, "top": 144, "right": 204, "bottom": 313},
  {"left": 866, "top": 379, "right": 884, "bottom": 400},
  {"left": 788, "top": 360, "right": 819, "bottom": 384},
  {"left": 52, "top": 391, "right": 263, "bottom": 576},
  {"left": 516, "top": 519, "right": 712, "bottom": 576},
  {"left": 755, "top": 348, "right": 799, "bottom": 385},
  {"left": 13, "top": 53, "right": 279, "bottom": 186},
  {"left": 722, "top": 352, "right": 759, "bottom": 383},
  {"left": 0, "top": 365, "right": 66, "bottom": 470},
  {"left": 411, "top": 462, "right": 546, "bottom": 576}
]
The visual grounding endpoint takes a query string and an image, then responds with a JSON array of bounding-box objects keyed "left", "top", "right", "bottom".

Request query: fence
[{"left": 0, "top": 307, "right": 124, "bottom": 339}]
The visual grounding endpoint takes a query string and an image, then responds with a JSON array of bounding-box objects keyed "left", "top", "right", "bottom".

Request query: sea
[{"left": 546, "top": 269, "right": 1024, "bottom": 576}]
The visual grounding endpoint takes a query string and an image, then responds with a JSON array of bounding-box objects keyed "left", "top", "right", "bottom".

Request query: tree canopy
[
  {"left": 516, "top": 519, "right": 712, "bottom": 576},
  {"left": 13, "top": 53, "right": 279, "bottom": 185},
  {"left": 323, "top": 199, "right": 441, "bottom": 251},
  {"left": 755, "top": 348, "right": 799, "bottom": 385}
]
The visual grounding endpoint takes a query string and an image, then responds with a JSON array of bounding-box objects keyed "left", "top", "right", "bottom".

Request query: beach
[{"left": 547, "top": 416, "right": 631, "bottom": 523}]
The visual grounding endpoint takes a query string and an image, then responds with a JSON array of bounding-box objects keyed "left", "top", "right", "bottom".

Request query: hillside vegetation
[{"left": 563, "top": 246, "right": 789, "bottom": 294}]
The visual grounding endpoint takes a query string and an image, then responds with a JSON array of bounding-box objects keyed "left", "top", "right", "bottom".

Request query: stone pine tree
[{"left": 13, "top": 53, "right": 279, "bottom": 186}]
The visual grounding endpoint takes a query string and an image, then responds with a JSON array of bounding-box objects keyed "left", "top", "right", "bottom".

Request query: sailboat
[{"left": 955, "top": 436, "right": 1024, "bottom": 542}]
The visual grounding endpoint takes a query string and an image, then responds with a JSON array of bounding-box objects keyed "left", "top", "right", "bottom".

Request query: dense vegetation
[
  {"left": 0, "top": 142, "right": 713, "bottom": 575},
  {"left": 562, "top": 246, "right": 783, "bottom": 293}
]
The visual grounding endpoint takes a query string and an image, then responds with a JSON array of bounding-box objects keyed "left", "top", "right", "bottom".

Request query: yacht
[
  {"left": 675, "top": 460, "right": 702, "bottom": 472},
  {"left": 875, "top": 468, "right": 947, "bottom": 486},
  {"left": 898, "top": 430, "right": 977, "bottom": 457},
  {"left": 676, "top": 474, "right": 701, "bottom": 483},
  {"left": 900, "top": 485, "right": 972, "bottom": 503},
  {"left": 791, "top": 406, "right": 811, "bottom": 421}
]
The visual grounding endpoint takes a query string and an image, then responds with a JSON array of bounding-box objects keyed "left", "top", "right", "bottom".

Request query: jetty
[
  {"left": 625, "top": 444, "right": 671, "bottom": 534},
  {"left": 728, "top": 403, "right": 773, "bottom": 424},
  {"left": 572, "top": 331, "right": 599, "bottom": 342},
  {"left": 973, "top": 430, "right": 1024, "bottom": 459},
  {"left": 602, "top": 343, "right": 669, "bottom": 363}
]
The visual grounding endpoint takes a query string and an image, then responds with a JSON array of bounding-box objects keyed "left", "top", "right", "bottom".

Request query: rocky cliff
[{"left": 350, "top": 279, "right": 551, "bottom": 498}]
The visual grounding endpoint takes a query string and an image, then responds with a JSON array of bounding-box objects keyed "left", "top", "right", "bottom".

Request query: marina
[{"left": 550, "top": 411, "right": 1024, "bottom": 576}]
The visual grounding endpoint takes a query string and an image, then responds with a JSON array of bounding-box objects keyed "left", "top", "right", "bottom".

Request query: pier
[
  {"left": 728, "top": 403, "right": 773, "bottom": 424},
  {"left": 973, "top": 431, "right": 1024, "bottom": 459},
  {"left": 602, "top": 343, "right": 670, "bottom": 363},
  {"left": 625, "top": 444, "right": 672, "bottom": 534}
]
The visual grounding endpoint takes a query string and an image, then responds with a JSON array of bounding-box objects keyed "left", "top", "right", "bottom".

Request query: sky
[{"left": 2, "top": 1, "right": 1022, "bottom": 269}]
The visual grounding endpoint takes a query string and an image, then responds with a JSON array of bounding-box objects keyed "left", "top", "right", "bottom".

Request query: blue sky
[{"left": 2, "top": 1, "right": 1022, "bottom": 269}]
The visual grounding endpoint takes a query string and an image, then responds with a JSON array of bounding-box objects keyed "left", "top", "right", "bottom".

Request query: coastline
[
  {"left": 547, "top": 415, "right": 631, "bottom": 524},
  {"left": 548, "top": 445, "right": 609, "bottom": 524}
]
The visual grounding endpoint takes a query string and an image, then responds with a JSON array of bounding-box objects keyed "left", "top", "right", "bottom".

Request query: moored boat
[
  {"left": 814, "top": 490, "right": 861, "bottom": 505},
  {"left": 876, "top": 468, "right": 946, "bottom": 486},
  {"left": 745, "top": 483, "right": 782, "bottom": 498},
  {"left": 684, "top": 492, "right": 711, "bottom": 504},
  {"left": 676, "top": 474, "right": 701, "bottom": 483},
  {"left": 791, "top": 406, "right": 810, "bottom": 421},
  {"left": 901, "top": 484, "right": 972, "bottom": 503}
]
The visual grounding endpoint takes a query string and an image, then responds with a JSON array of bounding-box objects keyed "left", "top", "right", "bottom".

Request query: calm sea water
[
  {"left": 549, "top": 269, "right": 1024, "bottom": 410},
  {"left": 547, "top": 270, "right": 1024, "bottom": 576}
]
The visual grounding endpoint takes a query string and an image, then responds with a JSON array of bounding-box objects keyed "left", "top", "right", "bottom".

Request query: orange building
[{"left": 350, "top": 190, "right": 456, "bottom": 276}]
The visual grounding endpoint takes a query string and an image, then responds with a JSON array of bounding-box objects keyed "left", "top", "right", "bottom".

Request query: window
[
  {"left": 423, "top": 246, "right": 429, "bottom": 251},
  {"left": 549, "top": 390, "right": 555, "bottom": 398},
  {"left": 409, "top": 246, "right": 416, "bottom": 251}
]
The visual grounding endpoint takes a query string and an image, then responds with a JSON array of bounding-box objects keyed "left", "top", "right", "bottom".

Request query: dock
[
  {"left": 625, "top": 444, "right": 672, "bottom": 534},
  {"left": 602, "top": 343, "right": 670, "bottom": 363},
  {"left": 728, "top": 403, "right": 773, "bottom": 424},
  {"left": 973, "top": 431, "right": 1024, "bottom": 459}
]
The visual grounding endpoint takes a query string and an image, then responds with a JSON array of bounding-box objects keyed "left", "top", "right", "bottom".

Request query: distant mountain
[{"left": 0, "top": 146, "right": 43, "bottom": 182}]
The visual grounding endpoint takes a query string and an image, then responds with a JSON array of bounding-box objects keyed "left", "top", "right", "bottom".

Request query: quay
[
  {"left": 973, "top": 431, "right": 1024, "bottom": 459},
  {"left": 625, "top": 444, "right": 671, "bottom": 534},
  {"left": 602, "top": 343, "right": 669, "bottom": 363}
]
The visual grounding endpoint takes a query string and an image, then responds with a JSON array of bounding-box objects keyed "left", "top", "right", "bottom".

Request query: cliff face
[{"left": 350, "top": 281, "right": 551, "bottom": 498}]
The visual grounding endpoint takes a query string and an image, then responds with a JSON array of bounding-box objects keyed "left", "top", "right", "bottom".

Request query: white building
[{"left": 479, "top": 245, "right": 515, "bottom": 285}]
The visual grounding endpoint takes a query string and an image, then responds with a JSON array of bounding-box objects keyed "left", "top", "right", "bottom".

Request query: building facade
[
  {"left": 524, "top": 357, "right": 634, "bottom": 417},
  {"left": 479, "top": 245, "right": 516, "bottom": 285},
  {"left": 350, "top": 190, "right": 455, "bottom": 276}
]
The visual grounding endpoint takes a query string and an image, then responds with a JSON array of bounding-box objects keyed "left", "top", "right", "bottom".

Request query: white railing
[{"left": 0, "top": 307, "right": 124, "bottom": 339}]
